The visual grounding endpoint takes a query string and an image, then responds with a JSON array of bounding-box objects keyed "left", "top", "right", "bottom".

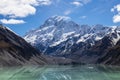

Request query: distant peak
[{"left": 94, "top": 24, "right": 104, "bottom": 27}]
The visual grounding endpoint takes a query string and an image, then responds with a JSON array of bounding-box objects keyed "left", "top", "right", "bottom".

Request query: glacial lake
[{"left": 0, "top": 65, "right": 120, "bottom": 80}]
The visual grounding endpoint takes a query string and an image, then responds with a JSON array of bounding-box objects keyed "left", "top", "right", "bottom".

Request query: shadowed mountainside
[
  {"left": 0, "top": 25, "right": 47, "bottom": 66},
  {"left": 0, "top": 24, "right": 76, "bottom": 66}
]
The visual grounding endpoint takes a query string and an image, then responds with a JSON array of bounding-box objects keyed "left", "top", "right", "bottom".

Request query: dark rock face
[
  {"left": 0, "top": 25, "right": 46, "bottom": 66},
  {"left": 71, "top": 35, "right": 120, "bottom": 65},
  {"left": 97, "top": 40, "right": 120, "bottom": 65},
  {"left": 71, "top": 36, "right": 113, "bottom": 64}
]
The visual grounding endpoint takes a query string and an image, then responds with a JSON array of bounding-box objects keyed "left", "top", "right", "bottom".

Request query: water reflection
[{"left": 0, "top": 65, "right": 120, "bottom": 80}]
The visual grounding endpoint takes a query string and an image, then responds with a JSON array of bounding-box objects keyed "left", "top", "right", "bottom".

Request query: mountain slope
[{"left": 0, "top": 24, "right": 46, "bottom": 66}]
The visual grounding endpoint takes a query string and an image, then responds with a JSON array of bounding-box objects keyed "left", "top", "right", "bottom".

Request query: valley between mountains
[{"left": 0, "top": 16, "right": 120, "bottom": 66}]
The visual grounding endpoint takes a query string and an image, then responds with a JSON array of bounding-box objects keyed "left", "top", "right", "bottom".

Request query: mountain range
[
  {"left": 24, "top": 16, "right": 120, "bottom": 65},
  {"left": 0, "top": 15, "right": 120, "bottom": 66}
]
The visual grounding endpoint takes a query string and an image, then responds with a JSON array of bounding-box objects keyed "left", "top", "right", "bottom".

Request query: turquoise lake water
[{"left": 0, "top": 65, "right": 120, "bottom": 80}]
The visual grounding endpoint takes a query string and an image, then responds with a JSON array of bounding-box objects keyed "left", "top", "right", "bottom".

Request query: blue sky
[{"left": 0, "top": 0, "right": 120, "bottom": 36}]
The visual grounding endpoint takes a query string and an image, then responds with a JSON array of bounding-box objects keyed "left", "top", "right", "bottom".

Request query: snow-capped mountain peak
[
  {"left": 24, "top": 16, "right": 120, "bottom": 55},
  {"left": 24, "top": 16, "right": 80, "bottom": 46},
  {"left": 43, "top": 16, "right": 71, "bottom": 27}
]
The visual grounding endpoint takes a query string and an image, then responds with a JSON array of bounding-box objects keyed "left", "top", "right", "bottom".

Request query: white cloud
[
  {"left": 111, "top": 4, "right": 120, "bottom": 23},
  {"left": 71, "top": 1, "right": 83, "bottom": 7},
  {"left": 0, "top": 0, "right": 52, "bottom": 24},
  {"left": 0, "top": 0, "right": 52, "bottom": 18},
  {"left": 71, "top": 0, "right": 91, "bottom": 7},
  {"left": 64, "top": 10, "right": 72, "bottom": 15},
  {"left": 0, "top": 19, "right": 25, "bottom": 24}
]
